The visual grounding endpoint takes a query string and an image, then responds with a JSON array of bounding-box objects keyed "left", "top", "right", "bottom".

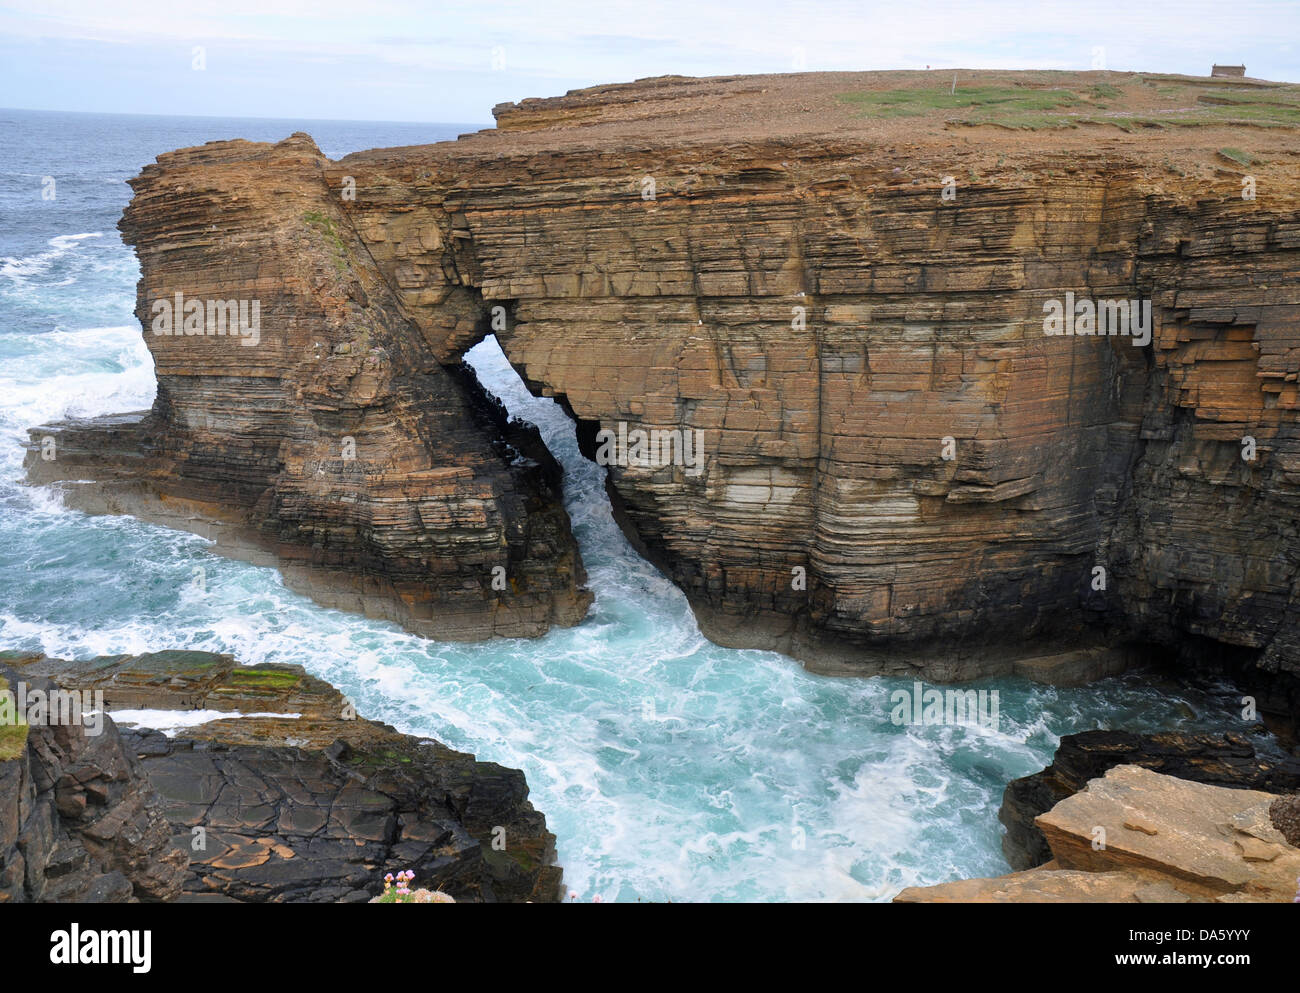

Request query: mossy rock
[
  {"left": 0, "top": 675, "right": 29, "bottom": 762},
  {"left": 303, "top": 210, "right": 350, "bottom": 275}
]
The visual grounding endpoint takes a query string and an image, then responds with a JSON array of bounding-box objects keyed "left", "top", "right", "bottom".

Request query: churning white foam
[
  {"left": 0, "top": 232, "right": 103, "bottom": 285},
  {"left": 103, "top": 709, "right": 302, "bottom": 736}
]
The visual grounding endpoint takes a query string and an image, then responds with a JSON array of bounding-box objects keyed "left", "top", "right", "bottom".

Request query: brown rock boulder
[
  {"left": 898, "top": 764, "right": 1300, "bottom": 903},
  {"left": 999, "top": 729, "right": 1300, "bottom": 870}
]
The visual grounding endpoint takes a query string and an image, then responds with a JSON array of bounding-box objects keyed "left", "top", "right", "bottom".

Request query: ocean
[{"left": 0, "top": 107, "right": 1268, "bottom": 902}]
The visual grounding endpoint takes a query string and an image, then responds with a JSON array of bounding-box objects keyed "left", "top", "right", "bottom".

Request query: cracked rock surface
[{"left": 2, "top": 650, "right": 561, "bottom": 903}]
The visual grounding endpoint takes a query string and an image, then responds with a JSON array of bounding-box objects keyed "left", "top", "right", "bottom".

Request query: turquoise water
[{"left": 0, "top": 109, "right": 1267, "bottom": 902}]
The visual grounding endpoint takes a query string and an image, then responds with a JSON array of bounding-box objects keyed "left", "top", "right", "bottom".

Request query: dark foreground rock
[
  {"left": 1, "top": 650, "right": 562, "bottom": 903},
  {"left": 0, "top": 663, "right": 187, "bottom": 902},
  {"left": 999, "top": 729, "right": 1300, "bottom": 870}
]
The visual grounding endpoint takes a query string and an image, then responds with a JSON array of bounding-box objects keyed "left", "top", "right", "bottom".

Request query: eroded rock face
[
  {"left": 0, "top": 664, "right": 187, "bottom": 902},
  {"left": 897, "top": 764, "right": 1300, "bottom": 902},
  {"left": 1270, "top": 793, "right": 1300, "bottom": 846},
  {"left": 124, "top": 731, "right": 557, "bottom": 904},
  {"left": 20, "top": 71, "right": 1300, "bottom": 700},
  {"left": 5, "top": 651, "right": 562, "bottom": 903},
  {"left": 24, "top": 133, "right": 589, "bottom": 642}
]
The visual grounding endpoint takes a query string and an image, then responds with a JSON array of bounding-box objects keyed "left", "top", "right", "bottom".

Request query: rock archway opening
[{"left": 462, "top": 333, "right": 666, "bottom": 592}]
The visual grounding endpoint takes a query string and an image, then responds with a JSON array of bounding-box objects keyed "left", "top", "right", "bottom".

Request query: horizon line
[{"left": 0, "top": 105, "right": 495, "bottom": 128}]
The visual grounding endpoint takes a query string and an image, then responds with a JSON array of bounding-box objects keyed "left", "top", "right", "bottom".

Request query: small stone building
[{"left": 1211, "top": 64, "right": 1246, "bottom": 77}]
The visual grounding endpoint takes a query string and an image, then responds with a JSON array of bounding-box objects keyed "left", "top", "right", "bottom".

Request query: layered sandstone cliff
[
  {"left": 22, "top": 70, "right": 1300, "bottom": 709},
  {"left": 25, "top": 133, "right": 590, "bottom": 641}
]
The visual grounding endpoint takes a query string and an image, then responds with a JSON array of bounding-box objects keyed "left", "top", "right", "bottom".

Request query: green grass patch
[
  {"left": 838, "top": 85, "right": 1085, "bottom": 118},
  {"left": 0, "top": 723, "right": 27, "bottom": 761},
  {"left": 0, "top": 677, "right": 29, "bottom": 761},
  {"left": 1219, "top": 146, "right": 1254, "bottom": 166},
  {"left": 303, "top": 210, "right": 342, "bottom": 242},
  {"left": 844, "top": 77, "right": 1300, "bottom": 131},
  {"left": 1196, "top": 88, "right": 1300, "bottom": 106},
  {"left": 303, "top": 210, "right": 350, "bottom": 275},
  {"left": 1074, "top": 111, "right": 1291, "bottom": 132},
  {"left": 1133, "top": 75, "right": 1300, "bottom": 124},
  {"left": 963, "top": 112, "right": 1081, "bottom": 130},
  {"left": 1199, "top": 102, "right": 1300, "bottom": 126},
  {"left": 227, "top": 667, "right": 302, "bottom": 690},
  {"left": 1137, "top": 72, "right": 1259, "bottom": 88}
]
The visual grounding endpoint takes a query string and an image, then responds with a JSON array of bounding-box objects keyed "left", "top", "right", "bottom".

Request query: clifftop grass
[
  {"left": 838, "top": 74, "right": 1300, "bottom": 131},
  {"left": 837, "top": 84, "right": 1083, "bottom": 118}
]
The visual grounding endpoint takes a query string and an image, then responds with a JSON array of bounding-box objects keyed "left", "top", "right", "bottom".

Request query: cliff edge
[{"left": 1, "top": 651, "right": 561, "bottom": 903}]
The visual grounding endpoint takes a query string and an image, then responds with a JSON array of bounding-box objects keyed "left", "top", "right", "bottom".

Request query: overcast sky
[{"left": 1, "top": 0, "right": 1295, "bottom": 123}]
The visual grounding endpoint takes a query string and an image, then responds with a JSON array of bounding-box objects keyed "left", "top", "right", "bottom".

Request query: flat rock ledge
[
  {"left": 1, "top": 650, "right": 562, "bottom": 903},
  {"left": 1000, "top": 729, "right": 1300, "bottom": 870},
  {"left": 896, "top": 764, "right": 1300, "bottom": 903}
]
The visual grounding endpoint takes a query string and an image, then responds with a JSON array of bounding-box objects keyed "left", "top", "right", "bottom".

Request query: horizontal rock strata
[
  {"left": 896, "top": 764, "right": 1300, "bottom": 902},
  {"left": 2, "top": 651, "right": 561, "bottom": 903},
  {"left": 24, "top": 133, "right": 589, "bottom": 641},
  {"left": 21, "top": 70, "right": 1300, "bottom": 699}
]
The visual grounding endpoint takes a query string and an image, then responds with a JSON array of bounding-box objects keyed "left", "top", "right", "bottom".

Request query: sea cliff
[{"left": 22, "top": 70, "right": 1300, "bottom": 717}]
